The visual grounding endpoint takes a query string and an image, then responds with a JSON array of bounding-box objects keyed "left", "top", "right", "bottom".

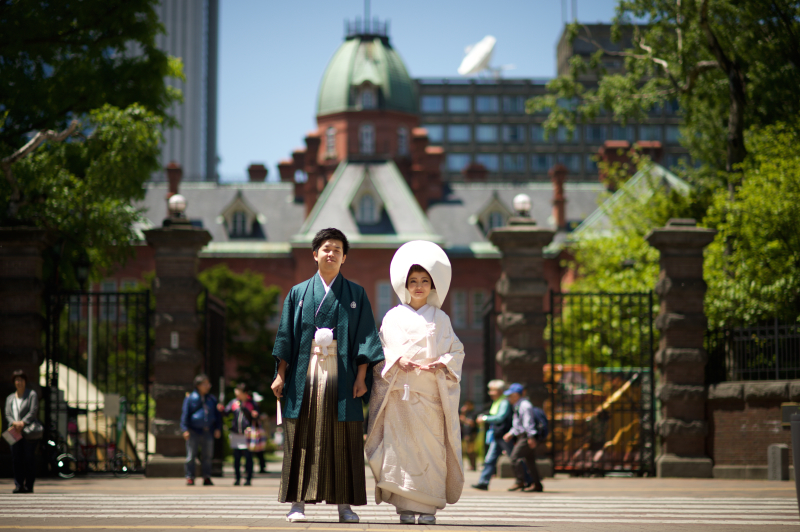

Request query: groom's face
[{"left": 313, "top": 239, "right": 346, "bottom": 274}]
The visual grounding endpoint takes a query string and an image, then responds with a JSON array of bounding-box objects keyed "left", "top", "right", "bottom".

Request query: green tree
[
  {"left": 0, "top": 0, "right": 182, "bottom": 289},
  {"left": 198, "top": 265, "right": 281, "bottom": 409},
  {"left": 1, "top": 104, "right": 163, "bottom": 290},
  {"left": 704, "top": 122, "right": 800, "bottom": 327},
  {"left": 551, "top": 163, "right": 697, "bottom": 367},
  {"left": 0, "top": 0, "right": 181, "bottom": 150},
  {"left": 531, "top": 0, "right": 800, "bottom": 185}
]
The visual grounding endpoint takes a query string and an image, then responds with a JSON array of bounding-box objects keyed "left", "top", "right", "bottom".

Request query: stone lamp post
[
  {"left": 144, "top": 193, "right": 212, "bottom": 477},
  {"left": 488, "top": 194, "right": 555, "bottom": 406}
]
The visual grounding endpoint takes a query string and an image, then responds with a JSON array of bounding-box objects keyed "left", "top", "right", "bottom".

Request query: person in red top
[{"left": 219, "top": 383, "right": 258, "bottom": 485}]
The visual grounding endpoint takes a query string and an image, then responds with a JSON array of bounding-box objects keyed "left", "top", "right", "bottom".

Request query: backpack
[{"left": 532, "top": 406, "right": 549, "bottom": 441}]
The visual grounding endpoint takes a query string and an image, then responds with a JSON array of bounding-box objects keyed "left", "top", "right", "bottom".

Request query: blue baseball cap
[{"left": 504, "top": 383, "right": 524, "bottom": 396}]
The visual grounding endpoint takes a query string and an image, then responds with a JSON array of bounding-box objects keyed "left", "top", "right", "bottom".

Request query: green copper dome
[{"left": 317, "top": 34, "right": 418, "bottom": 116}]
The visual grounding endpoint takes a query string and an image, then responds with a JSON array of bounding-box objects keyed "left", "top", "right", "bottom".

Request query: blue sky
[{"left": 217, "top": 0, "right": 621, "bottom": 182}]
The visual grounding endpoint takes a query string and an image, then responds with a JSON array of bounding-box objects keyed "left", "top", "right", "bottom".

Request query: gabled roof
[
  {"left": 570, "top": 162, "right": 691, "bottom": 239},
  {"left": 294, "top": 160, "right": 441, "bottom": 247},
  {"left": 426, "top": 182, "right": 605, "bottom": 256},
  {"left": 137, "top": 182, "right": 305, "bottom": 256}
]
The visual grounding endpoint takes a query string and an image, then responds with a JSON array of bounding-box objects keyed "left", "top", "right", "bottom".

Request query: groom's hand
[
  {"left": 271, "top": 375, "right": 284, "bottom": 399},
  {"left": 353, "top": 378, "right": 367, "bottom": 398}
]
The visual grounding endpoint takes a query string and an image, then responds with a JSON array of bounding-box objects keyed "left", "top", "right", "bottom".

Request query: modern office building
[
  {"left": 415, "top": 25, "right": 688, "bottom": 183},
  {"left": 152, "top": 0, "right": 219, "bottom": 182}
]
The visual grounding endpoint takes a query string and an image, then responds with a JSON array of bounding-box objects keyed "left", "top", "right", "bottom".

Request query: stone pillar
[
  {"left": 645, "top": 218, "right": 716, "bottom": 477},
  {"left": 144, "top": 221, "right": 211, "bottom": 477},
  {"left": 488, "top": 216, "right": 555, "bottom": 406},
  {"left": 0, "top": 228, "right": 47, "bottom": 475}
]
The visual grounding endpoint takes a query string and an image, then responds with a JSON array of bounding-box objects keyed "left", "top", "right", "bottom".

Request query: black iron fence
[
  {"left": 706, "top": 319, "right": 800, "bottom": 383},
  {"left": 548, "top": 291, "right": 655, "bottom": 476},
  {"left": 43, "top": 291, "right": 152, "bottom": 476}
]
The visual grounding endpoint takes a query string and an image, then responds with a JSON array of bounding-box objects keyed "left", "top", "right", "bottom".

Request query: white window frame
[
  {"left": 376, "top": 281, "right": 397, "bottom": 323},
  {"left": 232, "top": 210, "right": 247, "bottom": 237},
  {"left": 451, "top": 290, "right": 467, "bottom": 329},
  {"left": 359, "top": 123, "right": 375, "bottom": 154},
  {"left": 356, "top": 193, "right": 379, "bottom": 225},
  {"left": 325, "top": 126, "right": 336, "bottom": 158},
  {"left": 360, "top": 86, "right": 377, "bottom": 109},
  {"left": 471, "top": 290, "right": 488, "bottom": 329},
  {"left": 397, "top": 126, "right": 409, "bottom": 156}
]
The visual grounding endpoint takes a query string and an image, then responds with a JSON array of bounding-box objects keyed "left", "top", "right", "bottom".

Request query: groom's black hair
[{"left": 312, "top": 228, "right": 349, "bottom": 256}]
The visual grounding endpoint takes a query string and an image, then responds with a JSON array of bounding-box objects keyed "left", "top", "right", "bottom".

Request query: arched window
[
  {"left": 360, "top": 86, "right": 376, "bottom": 109},
  {"left": 232, "top": 211, "right": 247, "bottom": 237},
  {"left": 397, "top": 126, "right": 409, "bottom": 156},
  {"left": 325, "top": 126, "right": 336, "bottom": 158},
  {"left": 357, "top": 194, "right": 379, "bottom": 224},
  {"left": 359, "top": 123, "right": 375, "bottom": 154},
  {"left": 488, "top": 211, "right": 504, "bottom": 231}
]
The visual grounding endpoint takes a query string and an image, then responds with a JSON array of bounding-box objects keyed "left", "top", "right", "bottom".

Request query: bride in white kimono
[{"left": 366, "top": 241, "right": 465, "bottom": 525}]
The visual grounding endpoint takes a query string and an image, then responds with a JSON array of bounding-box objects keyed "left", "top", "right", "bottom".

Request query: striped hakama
[{"left": 279, "top": 339, "right": 367, "bottom": 505}]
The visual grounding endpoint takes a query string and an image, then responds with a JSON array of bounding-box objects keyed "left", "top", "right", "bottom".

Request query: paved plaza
[{"left": 0, "top": 467, "right": 797, "bottom": 531}]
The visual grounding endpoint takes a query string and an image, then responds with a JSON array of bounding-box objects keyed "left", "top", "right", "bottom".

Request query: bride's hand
[
  {"left": 420, "top": 362, "right": 444, "bottom": 371},
  {"left": 397, "top": 357, "right": 419, "bottom": 372}
]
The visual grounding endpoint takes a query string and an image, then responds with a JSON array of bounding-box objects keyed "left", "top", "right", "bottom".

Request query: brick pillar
[
  {"left": 645, "top": 218, "right": 716, "bottom": 477},
  {"left": 488, "top": 216, "right": 555, "bottom": 406},
  {"left": 144, "top": 220, "right": 211, "bottom": 477},
  {"left": 0, "top": 228, "right": 47, "bottom": 474}
]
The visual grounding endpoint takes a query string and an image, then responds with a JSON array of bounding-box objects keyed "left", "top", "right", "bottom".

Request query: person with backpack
[
  {"left": 502, "top": 383, "right": 546, "bottom": 493},
  {"left": 221, "top": 383, "right": 258, "bottom": 486},
  {"left": 180, "top": 374, "right": 222, "bottom": 486}
]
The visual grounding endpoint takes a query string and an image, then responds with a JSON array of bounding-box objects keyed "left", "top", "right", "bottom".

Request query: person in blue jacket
[{"left": 180, "top": 374, "right": 222, "bottom": 486}]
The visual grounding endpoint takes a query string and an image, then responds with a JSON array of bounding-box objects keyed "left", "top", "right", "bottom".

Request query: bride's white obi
[{"left": 365, "top": 303, "right": 465, "bottom": 513}]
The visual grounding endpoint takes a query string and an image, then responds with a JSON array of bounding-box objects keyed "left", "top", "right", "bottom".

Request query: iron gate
[
  {"left": 203, "top": 290, "right": 227, "bottom": 399},
  {"left": 548, "top": 291, "right": 655, "bottom": 476},
  {"left": 43, "top": 291, "right": 151, "bottom": 476}
]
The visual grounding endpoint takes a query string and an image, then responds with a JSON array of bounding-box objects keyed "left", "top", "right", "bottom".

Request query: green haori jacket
[{"left": 273, "top": 273, "right": 384, "bottom": 422}]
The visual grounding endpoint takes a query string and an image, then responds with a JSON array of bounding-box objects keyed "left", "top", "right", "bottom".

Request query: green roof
[{"left": 317, "top": 36, "right": 418, "bottom": 116}]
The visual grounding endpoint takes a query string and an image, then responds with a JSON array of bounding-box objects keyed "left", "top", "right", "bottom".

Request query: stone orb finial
[{"left": 512, "top": 193, "right": 532, "bottom": 217}]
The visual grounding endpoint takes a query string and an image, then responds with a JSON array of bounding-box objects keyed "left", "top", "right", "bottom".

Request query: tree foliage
[
  {"left": 704, "top": 122, "right": 800, "bottom": 327},
  {"left": 1, "top": 104, "right": 162, "bottom": 290},
  {"left": 0, "top": 0, "right": 182, "bottom": 151},
  {"left": 530, "top": 0, "right": 800, "bottom": 183},
  {"left": 0, "top": 0, "right": 182, "bottom": 289},
  {"left": 551, "top": 163, "right": 698, "bottom": 367},
  {"left": 198, "top": 265, "right": 281, "bottom": 408}
]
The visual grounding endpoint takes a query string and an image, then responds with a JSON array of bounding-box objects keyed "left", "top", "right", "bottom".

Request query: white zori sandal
[
  {"left": 418, "top": 513, "right": 436, "bottom": 525},
  {"left": 285, "top": 502, "right": 306, "bottom": 522}
]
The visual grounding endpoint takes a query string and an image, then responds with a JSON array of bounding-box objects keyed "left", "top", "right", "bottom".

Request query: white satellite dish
[{"left": 458, "top": 35, "right": 496, "bottom": 76}]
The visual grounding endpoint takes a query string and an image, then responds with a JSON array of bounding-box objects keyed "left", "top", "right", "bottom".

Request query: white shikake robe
[{"left": 365, "top": 241, "right": 465, "bottom": 515}]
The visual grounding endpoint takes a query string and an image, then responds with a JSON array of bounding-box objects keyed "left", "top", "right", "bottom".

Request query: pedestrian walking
[
  {"left": 4, "top": 370, "right": 43, "bottom": 494},
  {"left": 271, "top": 228, "right": 384, "bottom": 524},
  {"left": 180, "top": 374, "right": 221, "bottom": 486},
  {"left": 221, "top": 383, "right": 258, "bottom": 485},
  {"left": 502, "top": 383, "right": 545, "bottom": 493},
  {"left": 471, "top": 379, "right": 513, "bottom": 491},
  {"left": 460, "top": 400, "right": 478, "bottom": 471},
  {"left": 366, "top": 241, "right": 465, "bottom": 525}
]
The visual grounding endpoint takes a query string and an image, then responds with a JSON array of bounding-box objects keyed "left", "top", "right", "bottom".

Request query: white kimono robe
[{"left": 365, "top": 303, "right": 465, "bottom": 514}]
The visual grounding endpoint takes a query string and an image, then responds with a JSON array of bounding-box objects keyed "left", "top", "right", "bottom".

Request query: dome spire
[{"left": 344, "top": 4, "right": 389, "bottom": 41}]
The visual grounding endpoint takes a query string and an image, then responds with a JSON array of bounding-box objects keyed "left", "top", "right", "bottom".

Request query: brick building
[{"left": 112, "top": 19, "right": 607, "bottom": 406}]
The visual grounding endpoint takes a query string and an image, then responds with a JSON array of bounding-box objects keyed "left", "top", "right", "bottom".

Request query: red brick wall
[{"left": 707, "top": 400, "right": 792, "bottom": 467}]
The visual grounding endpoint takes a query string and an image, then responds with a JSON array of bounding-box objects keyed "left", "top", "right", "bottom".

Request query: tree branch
[{"left": 2, "top": 119, "right": 80, "bottom": 221}]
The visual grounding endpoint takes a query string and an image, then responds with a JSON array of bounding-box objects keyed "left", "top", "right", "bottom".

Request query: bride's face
[{"left": 406, "top": 271, "right": 432, "bottom": 304}]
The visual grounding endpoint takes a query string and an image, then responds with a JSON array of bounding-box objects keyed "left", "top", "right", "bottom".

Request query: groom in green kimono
[{"left": 271, "top": 227, "right": 384, "bottom": 524}]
